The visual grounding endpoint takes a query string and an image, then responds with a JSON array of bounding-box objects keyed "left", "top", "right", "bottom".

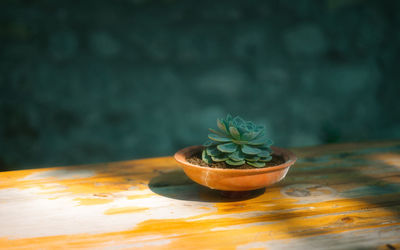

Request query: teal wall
[{"left": 1, "top": 0, "right": 399, "bottom": 170}]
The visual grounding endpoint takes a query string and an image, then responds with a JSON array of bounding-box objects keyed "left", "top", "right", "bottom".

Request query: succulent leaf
[
  {"left": 226, "top": 159, "right": 245, "bottom": 166},
  {"left": 248, "top": 136, "right": 269, "bottom": 145},
  {"left": 208, "top": 134, "right": 231, "bottom": 142},
  {"left": 228, "top": 151, "right": 245, "bottom": 161},
  {"left": 202, "top": 150, "right": 212, "bottom": 164},
  {"left": 206, "top": 146, "right": 221, "bottom": 156},
  {"left": 203, "top": 140, "right": 217, "bottom": 147},
  {"left": 241, "top": 144, "right": 262, "bottom": 155},
  {"left": 211, "top": 155, "right": 229, "bottom": 162},
  {"left": 217, "top": 142, "right": 238, "bottom": 153},
  {"left": 240, "top": 132, "right": 253, "bottom": 141},
  {"left": 259, "top": 155, "right": 273, "bottom": 162},
  {"left": 245, "top": 156, "right": 260, "bottom": 162},
  {"left": 245, "top": 121, "right": 255, "bottom": 131},
  {"left": 247, "top": 161, "right": 266, "bottom": 168},
  {"left": 229, "top": 126, "right": 241, "bottom": 140},
  {"left": 209, "top": 128, "right": 227, "bottom": 137},
  {"left": 252, "top": 129, "right": 265, "bottom": 139},
  {"left": 259, "top": 146, "right": 273, "bottom": 153},
  {"left": 264, "top": 139, "right": 274, "bottom": 147},
  {"left": 233, "top": 116, "right": 245, "bottom": 126},
  {"left": 257, "top": 150, "right": 271, "bottom": 158},
  {"left": 217, "top": 119, "right": 229, "bottom": 134}
]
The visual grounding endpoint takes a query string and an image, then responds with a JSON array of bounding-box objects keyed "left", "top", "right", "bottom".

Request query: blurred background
[{"left": 1, "top": 0, "right": 399, "bottom": 171}]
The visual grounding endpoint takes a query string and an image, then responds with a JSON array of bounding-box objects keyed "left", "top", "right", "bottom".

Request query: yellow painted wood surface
[{"left": 1, "top": 141, "right": 400, "bottom": 249}]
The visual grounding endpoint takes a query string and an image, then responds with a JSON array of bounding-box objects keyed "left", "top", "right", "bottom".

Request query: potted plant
[{"left": 174, "top": 114, "right": 297, "bottom": 192}]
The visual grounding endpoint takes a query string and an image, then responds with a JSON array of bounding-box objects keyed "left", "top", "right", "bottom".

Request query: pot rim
[{"left": 174, "top": 145, "right": 297, "bottom": 173}]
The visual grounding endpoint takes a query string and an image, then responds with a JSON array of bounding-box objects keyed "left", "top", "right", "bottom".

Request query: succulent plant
[{"left": 202, "top": 114, "right": 274, "bottom": 168}]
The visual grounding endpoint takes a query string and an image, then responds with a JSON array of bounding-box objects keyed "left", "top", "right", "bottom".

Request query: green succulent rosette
[{"left": 202, "top": 114, "right": 274, "bottom": 168}]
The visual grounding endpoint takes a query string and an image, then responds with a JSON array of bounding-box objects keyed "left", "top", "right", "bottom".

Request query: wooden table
[{"left": 1, "top": 141, "right": 400, "bottom": 249}]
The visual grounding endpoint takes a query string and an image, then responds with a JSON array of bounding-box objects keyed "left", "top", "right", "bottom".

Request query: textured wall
[{"left": 1, "top": 0, "right": 400, "bottom": 170}]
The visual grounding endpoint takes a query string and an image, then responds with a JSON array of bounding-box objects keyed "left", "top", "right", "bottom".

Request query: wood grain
[{"left": 1, "top": 141, "right": 400, "bottom": 249}]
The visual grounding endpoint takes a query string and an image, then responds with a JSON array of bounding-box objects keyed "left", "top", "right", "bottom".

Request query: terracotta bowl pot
[{"left": 174, "top": 145, "right": 297, "bottom": 191}]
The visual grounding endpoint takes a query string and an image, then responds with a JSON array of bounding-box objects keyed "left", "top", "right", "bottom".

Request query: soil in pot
[{"left": 187, "top": 151, "right": 285, "bottom": 169}]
